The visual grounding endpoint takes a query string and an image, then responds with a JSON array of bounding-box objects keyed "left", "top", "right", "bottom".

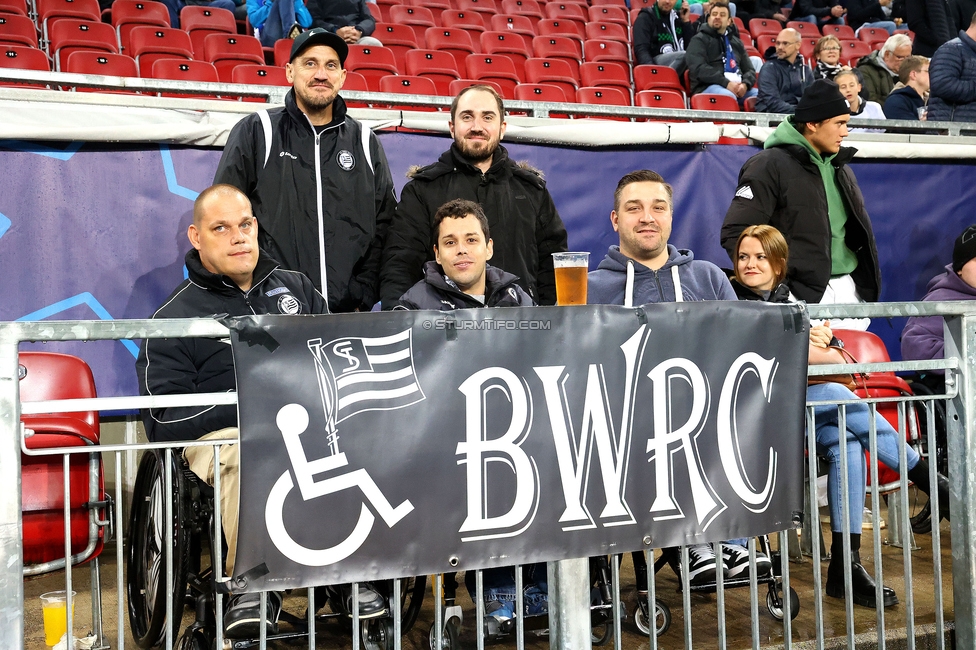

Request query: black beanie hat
[
  {"left": 953, "top": 225, "right": 976, "bottom": 272},
  {"left": 794, "top": 79, "right": 850, "bottom": 124}
]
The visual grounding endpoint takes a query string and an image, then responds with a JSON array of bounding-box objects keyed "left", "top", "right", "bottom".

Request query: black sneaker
[
  {"left": 224, "top": 591, "right": 282, "bottom": 639},
  {"left": 341, "top": 582, "right": 389, "bottom": 619},
  {"left": 722, "top": 543, "right": 772, "bottom": 579},
  {"left": 686, "top": 544, "right": 722, "bottom": 586}
]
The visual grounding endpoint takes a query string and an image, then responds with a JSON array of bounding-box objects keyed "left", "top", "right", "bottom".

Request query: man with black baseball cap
[
  {"left": 214, "top": 26, "right": 395, "bottom": 314},
  {"left": 721, "top": 78, "right": 881, "bottom": 328}
]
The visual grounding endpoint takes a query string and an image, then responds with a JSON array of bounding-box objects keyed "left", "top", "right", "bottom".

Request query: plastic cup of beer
[
  {"left": 552, "top": 252, "right": 590, "bottom": 306},
  {"left": 40, "top": 590, "right": 75, "bottom": 647}
]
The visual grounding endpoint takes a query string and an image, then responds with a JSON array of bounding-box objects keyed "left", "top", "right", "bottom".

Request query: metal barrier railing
[{"left": 1, "top": 302, "right": 973, "bottom": 649}]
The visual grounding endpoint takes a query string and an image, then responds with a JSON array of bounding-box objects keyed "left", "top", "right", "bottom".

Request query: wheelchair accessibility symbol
[
  {"left": 265, "top": 403, "right": 414, "bottom": 566},
  {"left": 264, "top": 331, "right": 424, "bottom": 566}
]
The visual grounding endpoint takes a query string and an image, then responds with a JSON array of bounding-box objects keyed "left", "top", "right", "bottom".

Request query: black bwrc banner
[{"left": 230, "top": 302, "right": 809, "bottom": 592}]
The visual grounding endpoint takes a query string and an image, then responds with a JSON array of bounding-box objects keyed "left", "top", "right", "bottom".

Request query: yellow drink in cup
[
  {"left": 40, "top": 591, "right": 75, "bottom": 647},
  {"left": 552, "top": 252, "right": 590, "bottom": 306}
]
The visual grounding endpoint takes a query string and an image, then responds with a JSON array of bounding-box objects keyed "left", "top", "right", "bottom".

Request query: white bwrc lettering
[
  {"left": 716, "top": 353, "right": 778, "bottom": 512},
  {"left": 456, "top": 367, "right": 540, "bottom": 542},
  {"left": 534, "top": 327, "right": 646, "bottom": 530},
  {"left": 645, "top": 358, "right": 726, "bottom": 531}
]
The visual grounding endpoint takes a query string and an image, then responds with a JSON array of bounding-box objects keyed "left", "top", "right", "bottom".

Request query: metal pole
[
  {"left": 0, "top": 340, "right": 24, "bottom": 649},
  {"left": 547, "top": 558, "right": 591, "bottom": 650},
  {"left": 946, "top": 314, "right": 976, "bottom": 649}
]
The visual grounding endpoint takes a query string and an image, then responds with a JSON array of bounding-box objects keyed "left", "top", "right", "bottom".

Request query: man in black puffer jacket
[
  {"left": 380, "top": 85, "right": 567, "bottom": 308},
  {"left": 928, "top": 13, "right": 976, "bottom": 121}
]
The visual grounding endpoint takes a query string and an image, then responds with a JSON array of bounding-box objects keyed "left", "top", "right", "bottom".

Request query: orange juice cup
[
  {"left": 552, "top": 252, "right": 589, "bottom": 306},
  {"left": 40, "top": 590, "right": 75, "bottom": 647}
]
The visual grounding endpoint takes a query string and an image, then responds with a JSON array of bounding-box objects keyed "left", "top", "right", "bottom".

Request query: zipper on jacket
[
  {"left": 313, "top": 130, "right": 328, "bottom": 304},
  {"left": 653, "top": 269, "right": 664, "bottom": 300}
]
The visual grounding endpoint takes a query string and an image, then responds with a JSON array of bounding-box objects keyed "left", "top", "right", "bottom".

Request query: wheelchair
[{"left": 125, "top": 447, "right": 426, "bottom": 650}]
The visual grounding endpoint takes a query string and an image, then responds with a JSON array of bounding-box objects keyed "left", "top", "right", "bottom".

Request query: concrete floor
[{"left": 21, "top": 496, "right": 954, "bottom": 650}]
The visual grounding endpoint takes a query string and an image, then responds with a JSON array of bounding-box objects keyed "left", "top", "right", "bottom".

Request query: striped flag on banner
[{"left": 308, "top": 330, "right": 425, "bottom": 426}]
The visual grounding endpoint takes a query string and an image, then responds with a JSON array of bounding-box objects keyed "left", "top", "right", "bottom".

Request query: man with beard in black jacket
[
  {"left": 137, "top": 185, "right": 330, "bottom": 639},
  {"left": 379, "top": 85, "right": 568, "bottom": 308},
  {"left": 214, "top": 28, "right": 396, "bottom": 313}
]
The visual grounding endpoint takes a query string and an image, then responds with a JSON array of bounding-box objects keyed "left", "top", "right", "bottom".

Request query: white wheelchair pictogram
[{"left": 265, "top": 403, "right": 414, "bottom": 566}]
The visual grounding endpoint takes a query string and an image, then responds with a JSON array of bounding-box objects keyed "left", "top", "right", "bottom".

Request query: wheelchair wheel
[
  {"left": 127, "top": 449, "right": 194, "bottom": 649},
  {"left": 400, "top": 575, "right": 426, "bottom": 634},
  {"left": 591, "top": 621, "right": 612, "bottom": 646},
  {"left": 428, "top": 619, "right": 460, "bottom": 650},
  {"left": 766, "top": 585, "right": 799, "bottom": 621},
  {"left": 175, "top": 624, "right": 212, "bottom": 650},
  {"left": 634, "top": 599, "right": 671, "bottom": 637},
  {"left": 362, "top": 618, "right": 395, "bottom": 650}
]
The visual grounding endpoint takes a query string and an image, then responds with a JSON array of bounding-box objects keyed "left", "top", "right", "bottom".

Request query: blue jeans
[
  {"left": 855, "top": 21, "right": 897, "bottom": 36},
  {"left": 808, "top": 382, "right": 920, "bottom": 534},
  {"left": 701, "top": 83, "right": 758, "bottom": 106},
  {"left": 465, "top": 563, "right": 548, "bottom": 617}
]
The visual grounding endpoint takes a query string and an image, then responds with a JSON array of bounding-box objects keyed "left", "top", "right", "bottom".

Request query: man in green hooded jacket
[{"left": 719, "top": 79, "right": 881, "bottom": 318}]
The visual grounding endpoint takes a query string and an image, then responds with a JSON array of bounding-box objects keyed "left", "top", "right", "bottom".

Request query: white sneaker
[{"left": 686, "top": 544, "right": 721, "bottom": 586}]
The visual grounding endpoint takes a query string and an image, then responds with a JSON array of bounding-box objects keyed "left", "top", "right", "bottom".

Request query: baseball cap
[{"left": 289, "top": 28, "right": 348, "bottom": 66}]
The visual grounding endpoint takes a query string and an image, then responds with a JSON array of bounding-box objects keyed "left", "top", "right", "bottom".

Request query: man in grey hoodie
[{"left": 589, "top": 170, "right": 768, "bottom": 590}]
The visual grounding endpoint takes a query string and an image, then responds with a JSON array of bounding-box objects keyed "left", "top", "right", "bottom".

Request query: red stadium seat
[
  {"left": 425, "top": 26, "right": 477, "bottom": 70},
  {"left": 499, "top": 0, "right": 543, "bottom": 21},
  {"left": 585, "top": 39, "right": 629, "bottom": 66},
  {"left": 576, "top": 85, "right": 631, "bottom": 119},
  {"left": 579, "top": 60, "right": 630, "bottom": 95},
  {"left": 786, "top": 20, "right": 820, "bottom": 36},
  {"left": 440, "top": 9, "right": 487, "bottom": 36},
  {"left": 344, "top": 43, "right": 399, "bottom": 90},
  {"left": 0, "top": 13, "right": 36, "bottom": 48},
  {"left": 36, "top": 0, "right": 100, "bottom": 45},
  {"left": 64, "top": 50, "right": 138, "bottom": 93},
  {"left": 532, "top": 34, "right": 581, "bottom": 79},
  {"left": 389, "top": 4, "right": 435, "bottom": 44},
  {"left": 405, "top": 47, "right": 460, "bottom": 95},
  {"left": 634, "top": 64, "right": 685, "bottom": 96},
  {"left": 448, "top": 77, "right": 504, "bottom": 97},
  {"left": 273, "top": 36, "right": 292, "bottom": 66},
  {"left": 0, "top": 44, "right": 50, "bottom": 87},
  {"left": 48, "top": 19, "right": 117, "bottom": 71},
  {"left": 0, "top": 0, "right": 28, "bottom": 16},
  {"left": 840, "top": 38, "right": 872, "bottom": 65},
  {"left": 180, "top": 5, "right": 235, "bottom": 58},
  {"left": 111, "top": 0, "right": 170, "bottom": 53},
  {"left": 515, "top": 81, "right": 569, "bottom": 102},
  {"left": 524, "top": 56, "right": 578, "bottom": 99},
  {"left": 537, "top": 18, "right": 584, "bottom": 42},
  {"left": 756, "top": 34, "right": 775, "bottom": 56},
  {"left": 404, "top": 0, "right": 450, "bottom": 10},
  {"left": 20, "top": 353, "right": 109, "bottom": 587},
  {"left": 231, "top": 62, "right": 288, "bottom": 85},
  {"left": 590, "top": 0, "right": 628, "bottom": 6},
  {"left": 544, "top": 2, "right": 587, "bottom": 33},
  {"left": 589, "top": 5, "right": 629, "bottom": 27},
  {"left": 379, "top": 73, "right": 440, "bottom": 110},
  {"left": 822, "top": 24, "right": 856, "bottom": 40},
  {"left": 480, "top": 30, "right": 530, "bottom": 79},
  {"left": 366, "top": 1, "right": 385, "bottom": 22},
  {"left": 801, "top": 36, "right": 818, "bottom": 61},
  {"left": 457, "top": 0, "right": 497, "bottom": 15},
  {"left": 636, "top": 88, "right": 686, "bottom": 109},
  {"left": 128, "top": 26, "right": 191, "bottom": 77},
  {"left": 748, "top": 18, "right": 781, "bottom": 37},
  {"left": 858, "top": 26, "right": 889, "bottom": 45},
  {"left": 374, "top": 22, "right": 418, "bottom": 72},
  {"left": 151, "top": 58, "right": 222, "bottom": 98},
  {"left": 466, "top": 52, "right": 520, "bottom": 97},
  {"left": 342, "top": 69, "right": 369, "bottom": 107},
  {"left": 690, "top": 92, "right": 740, "bottom": 111},
  {"left": 585, "top": 21, "right": 629, "bottom": 45},
  {"left": 490, "top": 14, "right": 536, "bottom": 40},
  {"left": 732, "top": 16, "right": 747, "bottom": 37},
  {"left": 203, "top": 32, "right": 263, "bottom": 82},
  {"left": 743, "top": 95, "right": 757, "bottom": 111}
]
